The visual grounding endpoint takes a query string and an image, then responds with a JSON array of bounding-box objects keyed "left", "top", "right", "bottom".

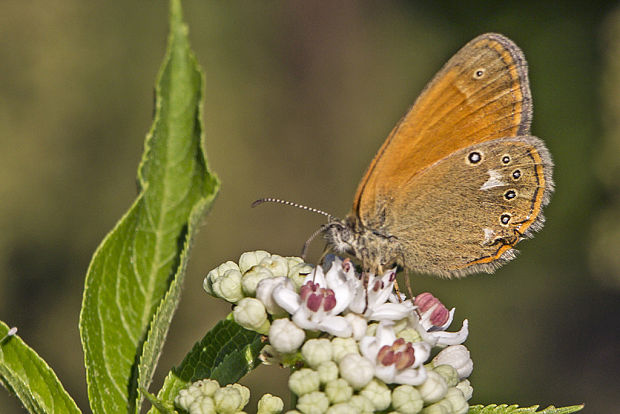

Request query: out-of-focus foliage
[
  {"left": 589, "top": 6, "right": 620, "bottom": 289},
  {"left": 0, "top": 1, "right": 617, "bottom": 413}
]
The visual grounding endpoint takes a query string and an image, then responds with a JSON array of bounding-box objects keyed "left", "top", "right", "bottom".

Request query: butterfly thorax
[{"left": 322, "top": 215, "right": 403, "bottom": 274}]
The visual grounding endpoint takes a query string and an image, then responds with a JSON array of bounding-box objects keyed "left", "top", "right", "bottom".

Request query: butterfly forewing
[{"left": 353, "top": 33, "right": 532, "bottom": 226}]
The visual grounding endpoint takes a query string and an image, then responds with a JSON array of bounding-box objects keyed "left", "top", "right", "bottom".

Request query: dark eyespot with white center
[
  {"left": 467, "top": 151, "right": 482, "bottom": 165},
  {"left": 501, "top": 155, "right": 511, "bottom": 164},
  {"left": 512, "top": 169, "right": 521, "bottom": 180},
  {"left": 504, "top": 189, "right": 517, "bottom": 200},
  {"left": 473, "top": 68, "right": 486, "bottom": 79},
  {"left": 500, "top": 213, "right": 511, "bottom": 226}
]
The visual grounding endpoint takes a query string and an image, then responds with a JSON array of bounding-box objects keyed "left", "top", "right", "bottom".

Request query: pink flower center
[
  {"left": 300, "top": 281, "right": 337, "bottom": 312},
  {"left": 377, "top": 338, "right": 416, "bottom": 370},
  {"left": 414, "top": 292, "right": 449, "bottom": 327}
]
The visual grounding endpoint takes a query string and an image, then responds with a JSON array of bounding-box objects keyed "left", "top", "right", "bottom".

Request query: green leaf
[
  {"left": 147, "top": 317, "right": 263, "bottom": 413},
  {"left": 468, "top": 404, "right": 585, "bottom": 414},
  {"left": 0, "top": 322, "right": 82, "bottom": 414},
  {"left": 78, "top": 0, "right": 219, "bottom": 412}
]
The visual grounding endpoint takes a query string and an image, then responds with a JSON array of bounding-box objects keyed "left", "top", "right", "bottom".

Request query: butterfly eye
[
  {"left": 467, "top": 151, "right": 482, "bottom": 165},
  {"left": 512, "top": 169, "right": 521, "bottom": 180},
  {"left": 473, "top": 68, "right": 486, "bottom": 79},
  {"left": 504, "top": 189, "right": 517, "bottom": 200},
  {"left": 501, "top": 155, "right": 511, "bottom": 164},
  {"left": 500, "top": 213, "right": 511, "bottom": 226}
]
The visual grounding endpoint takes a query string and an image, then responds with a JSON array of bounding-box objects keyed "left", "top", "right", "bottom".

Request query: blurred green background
[{"left": 1, "top": 1, "right": 619, "bottom": 412}]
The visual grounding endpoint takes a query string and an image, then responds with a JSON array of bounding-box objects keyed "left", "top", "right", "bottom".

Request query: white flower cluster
[
  {"left": 202, "top": 251, "right": 474, "bottom": 413},
  {"left": 175, "top": 378, "right": 283, "bottom": 414}
]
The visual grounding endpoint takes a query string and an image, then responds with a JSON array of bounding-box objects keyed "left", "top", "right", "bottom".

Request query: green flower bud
[
  {"left": 239, "top": 251, "right": 271, "bottom": 274},
  {"left": 212, "top": 269, "right": 244, "bottom": 303},
  {"left": 359, "top": 379, "right": 391, "bottom": 411},
  {"left": 296, "top": 391, "right": 329, "bottom": 414},
  {"left": 417, "top": 371, "right": 448, "bottom": 404},
  {"left": 443, "top": 388, "right": 468, "bottom": 414},
  {"left": 420, "top": 400, "right": 451, "bottom": 414},
  {"left": 233, "top": 298, "right": 270, "bottom": 334},
  {"left": 339, "top": 354, "right": 374, "bottom": 390},
  {"left": 331, "top": 337, "right": 358, "bottom": 362},
  {"left": 317, "top": 361, "right": 339, "bottom": 384},
  {"left": 433, "top": 364, "right": 458, "bottom": 387},
  {"left": 326, "top": 403, "right": 357, "bottom": 414},
  {"left": 324, "top": 378, "right": 353, "bottom": 404},
  {"left": 259, "top": 255, "right": 289, "bottom": 277},
  {"left": 229, "top": 383, "right": 250, "bottom": 408},
  {"left": 214, "top": 384, "right": 247, "bottom": 413},
  {"left": 348, "top": 395, "right": 374, "bottom": 413},
  {"left": 241, "top": 265, "right": 274, "bottom": 297},
  {"left": 455, "top": 380, "right": 473, "bottom": 401},
  {"left": 257, "top": 393, "right": 284, "bottom": 414},
  {"left": 289, "top": 368, "right": 320, "bottom": 396},
  {"left": 285, "top": 256, "right": 304, "bottom": 268},
  {"left": 288, "top": 262, "right": 314, "bottom": 290},
  {"left": 302, "top": 339, "right": 333, "bottom": 369},
  {"left": 175, "top": 379, "right": 221, "bottom": 410},
  {"left": 391, "top": 384, "right": 423, "bottom": 414},
  {"left": 397, "top": 328, "right": 422, "bottom": 344},
  {"left": 188, "top": 396, "right": 215, "bottom": 414},
  {"left": 204, "top": 261, "right": 240, "bottom": 295}
]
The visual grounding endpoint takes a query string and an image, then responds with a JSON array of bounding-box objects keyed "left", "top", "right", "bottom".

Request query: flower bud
[
  {"left": 397, "top": 328, "right": 422, "bottom": 344},
  {"left": 212, "top": 269, "right": 244, "bottom": 303},
  {"left": 391, "top": 384, "right": 423, "bottom": 414},
  {"left": 330, "top": 337, "right": 359, "bottom": 363},
  {"left": 348, "top": 395, "right": 374, "bottom": 413},
  {"left": 257, "top": 393, "right": 284, "bottom": 414},
  {"left": 455, "top": 379, "right": 473, "bottom": 401},
  {"left": 420, "top": 400, "right": 451, "bottom": 414},
  {"left": 359, "top": 379, "right": 391, "bottom": 411},
  {"left": 256, "top": 277, "right": 291, "bottom": 316},
  {"left": 302, "top": 339, "right": 333, "bottom": 369},
  {"left": 324, "top": 378, "right": 353, "bottom": 404},
  {"left": 269, "top": 318, "right": 305, "bottom": 354},
  {"left": 259, "top": 255, "right": 289, "bottom": 277},
  {"left": 289, "top": 368, "right": 320, "bottom": 396},
  {"left": 338, "top": 353, "right": 374, "bottom": 390},
  {"left": 187, "top": 397, "right": 215, "bottom": 414},
  {"left": 443, "top": 387, "right": 469, "bottom": 414},
  {"left": 417, "top": 371, "right": 448, "bottom": 403},
  {"left": 433, "top": 364, "right": 458, "bottom": 387},
  {"left": 325, "top": 403, "right": 356, "bottom": 414},
  {"left": 239, "top": 250, "right": 271, "bottom": 273},
  {"left": 204, "top": 261, "right": 239, "bottom": 295},
  {"left": 296, "top": 391, "right": 329, "bottom": 414},
  {"left": 214, "top": 384, "right": 247, "bottom": 413},
  {"left": 233, "top": 298, "right": 270, "bottom": 334},
  {"left": 317, "top": 361, "right": 339, "bottom": 384},
  {"left": 432, "top": 345, "right": 473, "bottom": 380},
  {"left": 288, "top": 262, "right": 314, "bottom": 290},
  {"left": 242, "top": 265, "right": 274, "bottom": 297}
]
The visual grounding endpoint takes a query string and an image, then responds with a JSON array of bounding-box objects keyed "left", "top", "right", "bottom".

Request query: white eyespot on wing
[{"left": 480, "top": 169, "right": 506, "bottom": 191}]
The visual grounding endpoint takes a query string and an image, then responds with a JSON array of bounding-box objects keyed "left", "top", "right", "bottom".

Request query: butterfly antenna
[
  {"left": 252, "top": 198, "right": 333, "bottom": 219},
  {"left": 301, "top": 227, "right": 325, "bottom": 260}
]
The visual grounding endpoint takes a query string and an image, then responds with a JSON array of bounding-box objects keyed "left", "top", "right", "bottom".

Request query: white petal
[
  {"left": 393, "top": 367, "right": 428, "bottom": 386},
  {"left": 433, "top": 319, "right": 469, "bottom": 346},
  {"left": 272, "top": 284, "right": 301, "bottom": 314},
  {"left": 319, "top": 315, "right": 353, "bottom": 337},
  {"left": 368, "top": 303, "right": 413, "bottom": 321}
]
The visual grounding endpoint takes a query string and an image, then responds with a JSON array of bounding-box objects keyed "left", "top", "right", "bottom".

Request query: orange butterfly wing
[{"left": 352, "top": 33, "right": 532, "bottom": 226}]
